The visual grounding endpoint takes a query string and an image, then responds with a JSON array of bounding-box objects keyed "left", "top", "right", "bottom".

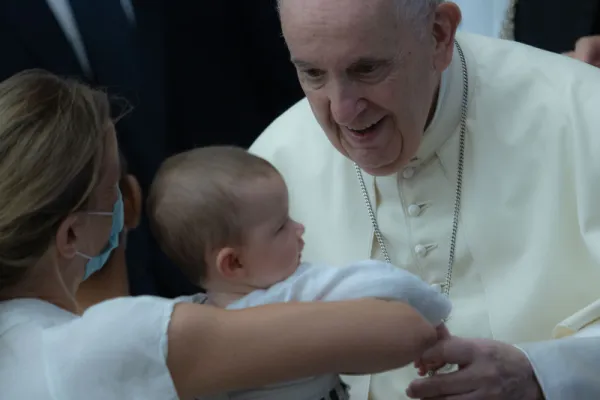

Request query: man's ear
[
  {"left": 215, "top": 247, "right": 246, "bottom": 280},
  {"left": 55, "top": 214, "right": 82, "bottom": 259},
  {"left": 432, "top": 2, "right": 461, "bottom": 72},
  {"left": 120, "top": 174, "right": 142, "bottom": 230}
]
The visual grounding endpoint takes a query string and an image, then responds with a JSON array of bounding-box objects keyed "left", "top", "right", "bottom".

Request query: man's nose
[{"left": 329, "top": 81, "right": 367, "bottom": 126}]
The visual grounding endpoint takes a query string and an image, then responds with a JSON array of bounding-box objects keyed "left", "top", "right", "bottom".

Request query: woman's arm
[{"left": 167, "top": 299, "right": 436, "bottom": 399}]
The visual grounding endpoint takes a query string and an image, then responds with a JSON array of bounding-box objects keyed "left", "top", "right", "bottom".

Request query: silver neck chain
[{"left": 354, "top": 40, "right": 468, "bottom": 300}]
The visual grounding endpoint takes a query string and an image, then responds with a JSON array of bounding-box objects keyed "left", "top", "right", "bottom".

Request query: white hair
[
  {"left": 277, "top": 0, "right": 443, "bottom": 37},
  {"left": 397, "top": 0, "right": 444, "bottom": 37},
  {"left": 399, "top": 0, "right": 443, "bottom": 20}
]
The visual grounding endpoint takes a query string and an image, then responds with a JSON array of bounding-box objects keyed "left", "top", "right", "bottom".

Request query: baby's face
[{"left": 240, "top": 174, "right": 305, "bottom": 289}]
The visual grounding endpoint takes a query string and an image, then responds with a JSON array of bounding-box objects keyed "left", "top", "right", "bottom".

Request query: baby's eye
[{"left": 278, "top": 218, "right": 289, "bottom": 232}]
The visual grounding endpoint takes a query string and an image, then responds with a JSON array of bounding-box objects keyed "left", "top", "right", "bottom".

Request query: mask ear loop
[
  {"left": 87, "top": 211, "right": 113, "bottom": 216},
  {"left": 75, "top": 211, "right": 114, "bottom": 259},
  {"left": 76, "top": 251, "right": 92, "bottom": 260}
]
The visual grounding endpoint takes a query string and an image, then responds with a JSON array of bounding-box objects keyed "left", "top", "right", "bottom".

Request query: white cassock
[{"left": 250, "top": 32, "right": 600, "bottom": 400}]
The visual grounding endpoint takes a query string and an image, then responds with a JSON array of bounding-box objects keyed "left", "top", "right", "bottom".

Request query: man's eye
[
  {"left": 353, "top": 64, "right": 377, "bottom": 75},
  {"left": 302, "top": 69, "right": 324, "bottom": 79}
]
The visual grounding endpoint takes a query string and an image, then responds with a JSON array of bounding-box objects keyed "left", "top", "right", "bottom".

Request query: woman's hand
[{"left": 414, "top": 323, "right": 451, "bottom": 375}]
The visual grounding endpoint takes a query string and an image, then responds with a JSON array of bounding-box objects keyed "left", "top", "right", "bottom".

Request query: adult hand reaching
[
  {"left": 406, "top": 337, "right": 545, "bottom": 400},
  {"left": 564, "top": 35, "right": 600, "bottom": 67}
]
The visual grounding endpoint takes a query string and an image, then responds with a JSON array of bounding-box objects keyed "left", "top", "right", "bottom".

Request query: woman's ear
[
  {"left": 120, "top": 174, "right": 142, "bottom": 230},
  {"left": 55, "top": 214, "right": 81, "bottom": 259}
]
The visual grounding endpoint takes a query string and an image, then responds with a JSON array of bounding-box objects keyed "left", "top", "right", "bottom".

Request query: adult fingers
[
  {"left": 406, "top": 367, "right": 479, "bottom": 399},
  {"left": 573, "top": 36, "right": 600, "bottom": 66},
  {"left": 416, "top": 360, "right": 448, "bottom": 376},
  {"left": 422, "top": 389, "right": 484, "bottom": 400},
  {"left": 417, "top": 336, "right": 475, "bottom": 367}
]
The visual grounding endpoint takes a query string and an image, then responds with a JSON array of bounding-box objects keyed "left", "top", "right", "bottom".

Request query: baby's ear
[
  {"left": 215, "top": 247, "right": 245, "bottom": 280},
  {"left": 120, "top": 174, "right": 142, "bottom": 230}
]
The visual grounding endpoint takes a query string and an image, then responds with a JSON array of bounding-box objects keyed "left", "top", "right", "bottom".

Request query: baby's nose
[{"left": 296, "top": 222, "right": 305, "bottom": 236}]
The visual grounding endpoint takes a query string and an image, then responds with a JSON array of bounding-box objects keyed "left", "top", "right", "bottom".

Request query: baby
[{"left": 148, "top": 146, "right": 452, "bottom": 400}]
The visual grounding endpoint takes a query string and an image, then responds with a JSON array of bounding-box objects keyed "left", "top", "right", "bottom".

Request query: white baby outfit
[{"left": 184, "top": 260, "right": 452, "bottom": 400}]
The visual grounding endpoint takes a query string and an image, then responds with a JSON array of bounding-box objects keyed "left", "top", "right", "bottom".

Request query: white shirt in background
[{"left": 454, "top": 0, "right": 511, "bottom": 38}]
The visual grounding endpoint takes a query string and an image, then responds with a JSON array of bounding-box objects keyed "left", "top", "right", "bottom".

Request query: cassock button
[
  {"left": 415, "top": 244, "right": 428, "bottom": 257},
  {"left": 408, "top": 204, "right": 422, "bottom": 217},
  {"left": 431, "top": 283, "right": 443, "bottom": 293},
  {"left": 402, "top": 167, "right": 415, "bottom": 179}
]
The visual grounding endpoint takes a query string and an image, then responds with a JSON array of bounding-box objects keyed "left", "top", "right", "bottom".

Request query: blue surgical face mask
[{"left": 77, "top": 188, "right": 125, "bottom": 280}]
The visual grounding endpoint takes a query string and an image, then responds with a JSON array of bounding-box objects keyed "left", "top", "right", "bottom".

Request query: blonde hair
[
  {"left": 148, "top": 146, "right": 279, "bottom": 285},
  {"left": 0, "top": 69, "right": 111, "bottom": 290}
]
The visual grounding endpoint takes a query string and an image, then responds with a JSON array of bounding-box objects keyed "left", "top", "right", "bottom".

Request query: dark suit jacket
[
  {"left": 166, "top": 1, "right": 304, "bottom": 153},
  {"left": 0, "top": 0, "right": 194, "bottom": 297},
  {"left": 514, "top": 0, "right": 600, "bottom": 53},
  {"left": 0, "top": 0, "right": 304, "bottom": 298},
  {"left": 154, "top": 1, "right": 305, "bottom": 297}
]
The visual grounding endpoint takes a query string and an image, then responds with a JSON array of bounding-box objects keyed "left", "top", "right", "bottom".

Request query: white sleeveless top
[{"left": 0, "top": 296, "right": 179, "bottom": 400}]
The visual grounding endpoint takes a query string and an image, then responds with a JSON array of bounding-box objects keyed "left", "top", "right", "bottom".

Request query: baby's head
[{"left": 148, "top": 146, "right": 305, "bottom": 291}]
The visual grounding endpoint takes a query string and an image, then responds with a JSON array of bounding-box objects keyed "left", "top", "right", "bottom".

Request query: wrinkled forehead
[{"left": 280, "top": 0, "right": 408, "bottom": 64}]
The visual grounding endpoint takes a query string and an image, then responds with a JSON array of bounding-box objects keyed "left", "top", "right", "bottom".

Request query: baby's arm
[{"left": 227, "top": 260, "right": 451, "bottom": 326}]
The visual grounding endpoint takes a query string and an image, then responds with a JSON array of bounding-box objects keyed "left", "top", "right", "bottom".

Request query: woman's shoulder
[
  {"left": 0, "top": 295, "right": 179, "bottom": 328},
  {"left": 56, "top": 296, "right": 180, "bottom": 358},
  {"left": 83, "top": 295, "right": 179, "bottom": 320},
  {"left": 0, "top": 296, "right": 181, "bottom": 400},
  {"left": 46, "top": 296, "right": 180, "bottom": 398},
  {"left": 0, "top": 300, "right": 58, "bottom": 398}
]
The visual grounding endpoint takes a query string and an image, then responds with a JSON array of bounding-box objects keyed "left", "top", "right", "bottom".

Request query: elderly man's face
[{"left": 281, "top": 0, "right": 458, "bottom": 176}]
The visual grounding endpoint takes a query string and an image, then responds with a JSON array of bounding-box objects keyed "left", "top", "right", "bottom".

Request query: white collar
[{"left": 404, "top": 41, "right": 469, "bottom": 170}]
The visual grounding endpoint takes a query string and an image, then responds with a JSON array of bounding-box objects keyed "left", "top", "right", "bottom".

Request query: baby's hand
[{"left": 414, "top": 323, "right": 451, "bottom": 376}]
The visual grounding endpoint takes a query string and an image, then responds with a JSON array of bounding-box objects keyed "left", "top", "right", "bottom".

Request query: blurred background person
[
  {"left": 0, "top": 0, "right": 303, "bottom": 298},
  {"left": 162, "top": 0, "right": 304, "bottom": 296},
  {"left": 0, "top": 0, "right": 172, "bottom": 296},
  {"left": 455, "top": 0, "right": 600, "bottom": 64},
  {"left": 167, "top": 1, "right": 303, "bottom": 152},
  {"left": 511, "top": 0, "right": 600, "bottom": 55}
]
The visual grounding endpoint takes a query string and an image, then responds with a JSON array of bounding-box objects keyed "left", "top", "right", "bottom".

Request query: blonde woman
[
  {"left": 76, "top": 151, "right": 141, "bottom": 310},
  {"left": 0, "top": 70, "right": 437, "bottom": 400}
]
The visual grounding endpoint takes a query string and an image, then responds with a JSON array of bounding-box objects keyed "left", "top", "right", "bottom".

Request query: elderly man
[{"left": 250, "top": 0, "right": 600, "bottom": 399}]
